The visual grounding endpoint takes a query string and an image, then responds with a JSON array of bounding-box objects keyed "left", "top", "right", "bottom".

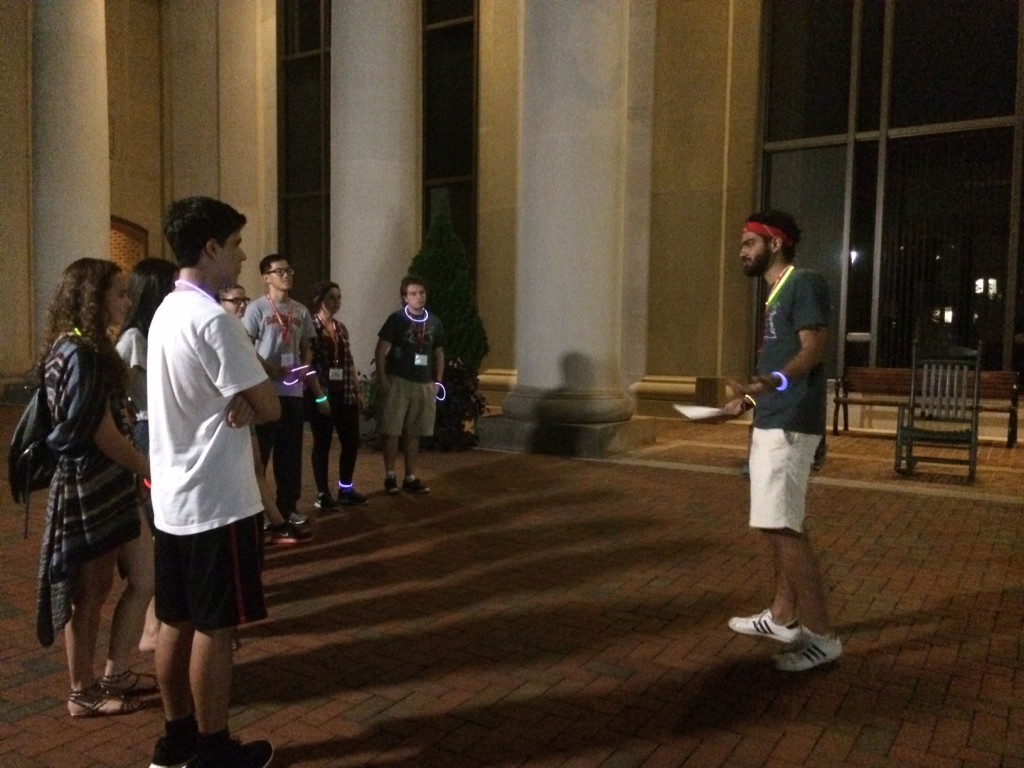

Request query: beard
[{"left": 742, "top": 250, "right": 769, "bottom": 278}]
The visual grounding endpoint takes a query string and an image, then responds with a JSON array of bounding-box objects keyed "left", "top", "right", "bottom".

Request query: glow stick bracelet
[{"left": 283, "top": 364, "right": 311, "bottom": 386}]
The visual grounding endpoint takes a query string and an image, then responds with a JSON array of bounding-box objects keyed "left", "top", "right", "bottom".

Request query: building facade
[{"left": 2, "top": 0, "right": 1021, "bottom": 440}]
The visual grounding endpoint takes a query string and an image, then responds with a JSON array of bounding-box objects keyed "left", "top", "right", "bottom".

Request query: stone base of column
[
  {"left": 501, "top": 386, "right": 635, "bottom": 423},
  {"left": 476, "top": 414, "right": 655, "bottom": 458}
]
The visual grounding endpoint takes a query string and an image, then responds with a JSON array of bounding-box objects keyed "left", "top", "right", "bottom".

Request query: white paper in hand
[{"left": 673, "top": 404, "right": 726, "bottom": 420}]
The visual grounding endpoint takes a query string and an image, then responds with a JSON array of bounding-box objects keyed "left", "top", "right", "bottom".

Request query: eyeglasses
[
  {"left": 221, "top": 297, "right": 250, "bottom": 306},
  {"left": 264, "top": 268, "right": 295, "bottom": 277}
]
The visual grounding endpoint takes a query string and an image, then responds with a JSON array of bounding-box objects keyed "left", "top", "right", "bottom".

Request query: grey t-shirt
[
  {"left": 753, "top": 267, "right": 830, "bottom": 436},
  {"left": 242, "top": 295, "right": 315, "bottom": 398}
]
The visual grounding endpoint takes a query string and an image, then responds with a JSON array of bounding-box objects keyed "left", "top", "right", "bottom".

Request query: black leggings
[{"left": 309, "top": 396, "right": 361, "bottom": 494}]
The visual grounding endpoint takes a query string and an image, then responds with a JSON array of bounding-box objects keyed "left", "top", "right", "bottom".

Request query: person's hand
[
  {"left": 721, "top": 397, "right": 747, "bottom": 417},
  {"left": 316, "top": 398, "right": 331, "bottom": 415},
  {"left": 226, "top": 393, "right": 256, "bottom": 427}
]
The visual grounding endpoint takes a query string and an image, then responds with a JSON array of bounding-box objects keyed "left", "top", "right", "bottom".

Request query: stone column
[
  {"left": 32, "top": 0, "right": 110, "bottom": 345},
  {"left": 501, "top": 0, "right": 634, "bottom": 426},
  {"left": 331, "top": 0, "right": 421, "bottom": 372}
]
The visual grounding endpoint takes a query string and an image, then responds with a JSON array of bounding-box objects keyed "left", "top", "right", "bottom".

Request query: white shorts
[{"left": 748, "top": 428, "right": 819, "bottom": 532}]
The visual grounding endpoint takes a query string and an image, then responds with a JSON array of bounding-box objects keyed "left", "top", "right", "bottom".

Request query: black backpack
[{"left": 8, "top": 384, "right": 56, "bottom": 537}]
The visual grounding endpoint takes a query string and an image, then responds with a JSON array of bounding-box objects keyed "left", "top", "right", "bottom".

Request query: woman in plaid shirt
[{"left": 308, "top": 281, "right": 368, "bottom": 508}]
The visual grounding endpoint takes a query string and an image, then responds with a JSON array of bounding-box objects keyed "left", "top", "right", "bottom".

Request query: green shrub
[{"left": 410, "top": 192, "right": 489, "bottom": 372}]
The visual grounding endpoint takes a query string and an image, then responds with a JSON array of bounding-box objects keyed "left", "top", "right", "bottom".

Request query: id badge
[
  {"left": 414, "top": 353, "right": 429, "bottom": 367},
  {"left": 281, "top": 352, "right": 295, "bottom": 368},
  {"left": 329, "top": 367, "right": 344, "bottom": 381}
]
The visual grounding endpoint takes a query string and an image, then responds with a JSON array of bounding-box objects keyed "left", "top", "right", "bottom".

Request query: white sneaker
[
  {"left": 728, "top": 609, "right": 802, "bottom": 643},
  {"left": 773, "top": 631, "right": 842, "bottom": 671}
]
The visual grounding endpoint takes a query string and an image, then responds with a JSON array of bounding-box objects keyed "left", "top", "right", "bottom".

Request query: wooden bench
[{"left": 833, "top": 366, "right": 1019, "bottom": 448}]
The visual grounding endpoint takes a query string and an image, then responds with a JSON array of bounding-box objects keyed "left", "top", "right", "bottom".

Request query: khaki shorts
[
  {"left": 378, "top": 376, "right": 436, "bottom": 437},
  {"left": 748, "top": 427, "right": 818, "bottom": 533}
]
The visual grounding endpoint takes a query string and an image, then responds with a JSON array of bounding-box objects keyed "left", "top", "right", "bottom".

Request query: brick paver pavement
[{"left": 1, "top": 408, "right": 1021, "bottom": 767}]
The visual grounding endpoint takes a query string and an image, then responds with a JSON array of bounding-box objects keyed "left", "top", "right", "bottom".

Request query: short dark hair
[
  {"left": 260, "top": 253, "right": 290, "bottom": 275},
  {"left": 217, "top": 283, "right": 244, "bottom": 299},
  {"left": 309, "top": 280, "right": 340, "bottom": 313},
  {"left": 745, "top": 209, "right": 801, "bottom": 257},
  {"left": 163, "top": 197, "right": 246, "bottom": 268},
  {"left": 400, "top": 274, "right": 426, "bottom": 299}
]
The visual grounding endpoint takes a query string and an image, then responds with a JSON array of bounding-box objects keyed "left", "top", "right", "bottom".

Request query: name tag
[
  {"left": 414, "top": 353, "right": 429, "bottom": 367},
  {"left": 281, "top": 352, "right": 295, "bottom": 368},
  {"left": 329, "top": 367, "right": 344, "bottom": 381}
]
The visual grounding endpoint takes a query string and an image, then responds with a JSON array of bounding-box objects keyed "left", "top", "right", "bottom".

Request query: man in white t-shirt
[{"left": 147, "top": 196, "right": 280, "bottom": 768}]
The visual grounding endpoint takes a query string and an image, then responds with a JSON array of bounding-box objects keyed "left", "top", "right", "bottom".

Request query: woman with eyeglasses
[{"left": 218, "top": 284, "right": 312, "bottom": 547}]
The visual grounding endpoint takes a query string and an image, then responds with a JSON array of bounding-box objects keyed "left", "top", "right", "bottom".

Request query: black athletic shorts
[{"left": 154, "top": 515, "right": 267, "bottom": 631}]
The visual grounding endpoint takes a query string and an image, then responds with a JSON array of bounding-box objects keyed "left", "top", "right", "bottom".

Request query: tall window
[
  {"left": 278, "top": 0, "right": 330, "bottom": 303},
  {"left": 763, "top": 0, "right": 1022, "bottom": 373},
  {"left": 422, "top": 0, "right": 478, "bottom": 275}
]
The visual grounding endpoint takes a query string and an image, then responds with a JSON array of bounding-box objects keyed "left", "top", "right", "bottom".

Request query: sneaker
[
  {"left": 286, "top": 510, "right": 309, "bottom": 526},
  {"left": 384, "top": 475, "right": 399, "bottom": 494},
  {"left": 149, "top": 736, "right": 195, "bottom": 768},
  {"left": 338, "top": 490, "right": 368, "bottom": 506},
  {"left": 193, "top": 738, "right": 273, "bottom": 768},
  {"left": 265, "top": 521, "right": 313, "bottom": 545},
  {"left": 728, "top": 609, "right": 802, "bottom": 643},
  {"left": 313, "top": 492, "right": 337, "bottom": 510},
  {"left": 773, "top": 631, "right": 842, "bottom": 671},
  {"left": 402, "top": 476, "right": 430, "bottom": 494}
]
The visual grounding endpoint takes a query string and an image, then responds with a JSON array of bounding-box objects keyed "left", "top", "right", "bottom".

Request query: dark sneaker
[
  {"left": 193, "top": 738, "right": 273, "bottom": 768},
  {"left": 402, "top": 476, "right": 430, "bottom": 494},
  {"left": 384, "top": 475, "right": 399, "bottom": 494},
  {"left": 286, "top": 510, "right": 309, "bottom": 526},
  {"left": 812, "top": 440, "right": 827, "bottom": 471},
  {"left": 149, "top": 736, "right": 195, "bottom": 768},
  {"left": 265, "top": 521, "right": 312, "bottom": 545},
  {"left": 313, "top": 492, "right": 337, "bottom": 510},
  {"left": 338, "top": 489, "right": 368, "bottom": 506}
]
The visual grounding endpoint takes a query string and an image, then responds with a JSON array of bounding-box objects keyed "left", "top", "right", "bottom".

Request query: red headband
[{"left": 743, "top": 221, "right": 794, "bottom": 248}]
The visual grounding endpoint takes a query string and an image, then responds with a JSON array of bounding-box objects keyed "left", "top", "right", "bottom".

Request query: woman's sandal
[
  {"left": 99, "top": 669, "right": 159, "bottom": 696},
  {"left": 68, "top": 684, "right": 142, "bottom": 718}
]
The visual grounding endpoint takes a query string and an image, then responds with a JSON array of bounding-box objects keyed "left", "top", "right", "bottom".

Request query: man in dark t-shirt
[
  {"left": 719, "top": 210, "right": 842, "bottom": 672},
  {"left": 374, "top": 275, "right": 446, "bottom": 494}
]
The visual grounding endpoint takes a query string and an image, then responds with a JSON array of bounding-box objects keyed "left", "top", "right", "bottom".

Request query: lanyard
[
  {"left": 267, "top": 295, "right": 291, "bottom": 347},
  {"left": 318, "top": 314, "right": 341, "bottom": 365}
]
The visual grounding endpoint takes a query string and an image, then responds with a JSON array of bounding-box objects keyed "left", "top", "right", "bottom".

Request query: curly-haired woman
[{"left": 38, "top": 257, "right": 152, "bottom": 717}]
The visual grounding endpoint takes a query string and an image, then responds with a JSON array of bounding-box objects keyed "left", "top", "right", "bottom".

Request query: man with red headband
[{"left": 719, "top": 209, "right": 842, "bottom": 671}]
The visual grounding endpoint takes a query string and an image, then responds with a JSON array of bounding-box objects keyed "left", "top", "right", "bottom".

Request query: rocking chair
[{"left": 894, "top": 339, "right": 981, "bottom": 481}]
